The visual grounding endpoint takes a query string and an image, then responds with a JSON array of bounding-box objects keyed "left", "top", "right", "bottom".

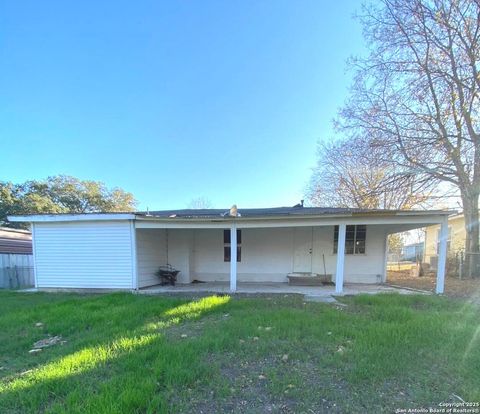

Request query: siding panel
[
  {"left": 136, "top": 229, "right": 167, "bottom": 288},
  {"left": 34, "top": 221, "right": 133, "bottom": 289}
]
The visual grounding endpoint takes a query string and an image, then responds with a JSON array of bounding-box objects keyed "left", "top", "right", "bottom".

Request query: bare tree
[
  {"left": 306, "top": 137, "right": 433, "bottom": 209},
  {"left": 187, "top": 196, "right": 213, "bottom": 209},
  {"left": 339, "top": 0, "right": 480, "bottom": 276}
]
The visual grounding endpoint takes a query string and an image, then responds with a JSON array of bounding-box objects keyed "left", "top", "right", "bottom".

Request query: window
[
  {"left": 333, "top": 225, "right": 366, "bottom": 254},
  {"left": 224, "top": 229, "right": 241, "bottom": 262},
  {"left": 436, "top": 227, "right": 452, "bottom": 254}
]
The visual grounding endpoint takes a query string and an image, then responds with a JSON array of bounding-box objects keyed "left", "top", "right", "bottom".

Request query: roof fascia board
[
  {"left": 135, "top": 214, "right": 449, "bottom": 229},
  {"left": 7, "top": 214, "right": 136, "bottom": 222},
  {"left": 135, "top": 210, "right": 453, "bottom": 222},
  {"left": 393, "top": 210, "right": 454, "bottom": 216},
  {"left": 7, "top": 210, "right": 453, "bottom": 225}
]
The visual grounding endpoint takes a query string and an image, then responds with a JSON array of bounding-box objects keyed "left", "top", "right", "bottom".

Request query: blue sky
[{"left": 0, "top": 0, "right": 366, "bottom": 210}]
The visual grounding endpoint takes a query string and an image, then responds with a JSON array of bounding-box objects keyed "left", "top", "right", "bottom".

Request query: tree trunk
[{"left": 462, "top": 193, "right": 480, "bottom": 278}]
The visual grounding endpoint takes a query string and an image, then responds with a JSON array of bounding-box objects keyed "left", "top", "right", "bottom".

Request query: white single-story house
[{"left": 8, "top": 205, "right": 452, "bottom": 294}]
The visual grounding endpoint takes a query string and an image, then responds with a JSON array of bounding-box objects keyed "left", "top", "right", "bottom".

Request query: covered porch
[{"left": 134, "top": 210, "right": 451, "bottom": 294}]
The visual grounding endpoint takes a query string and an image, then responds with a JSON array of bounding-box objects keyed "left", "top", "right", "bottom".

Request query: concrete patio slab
[
  {"left": 138, "top": 282, "right": 428, "bottom": 297},
  {"left": 303, "top": 295, "right": 343, "bottom": 304},
  {"left": 15, "top": 282, "right": 429, "bottom": 299}
]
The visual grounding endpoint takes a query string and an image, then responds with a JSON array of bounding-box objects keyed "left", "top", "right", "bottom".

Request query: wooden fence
[{"left": 0, "top": 253, "right": 34, "bottom": 289}]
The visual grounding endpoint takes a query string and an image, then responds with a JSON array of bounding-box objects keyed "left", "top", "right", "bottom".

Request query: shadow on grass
[
  {"left": 2, "top": 293, "right": 480, "bottom": 413},
  {"left": 0, "top": 294, "right": 230, "bottom": 413}
]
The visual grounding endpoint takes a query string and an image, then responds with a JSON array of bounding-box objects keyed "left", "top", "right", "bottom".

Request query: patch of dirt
[
  {"left": 165, "top": 313, "right": 230, "bottom": 340},
  {"left": 172, "top": 340, "right": 468, "bottom": 413},
  {"left": 174, "top": 350, "right": 348, "bottom": 414},
  {"left": 387, "top": 270, "right": 480, "bottom": 298},
  {"left": 33, "top": 335, "right": 63, "bottom": 349},
  {"left": 28, "top": 335, "right": 66, "bottom": 354}
]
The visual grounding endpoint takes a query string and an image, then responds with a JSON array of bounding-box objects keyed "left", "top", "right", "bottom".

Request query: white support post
[
  {"left": 382, "top": 232, "right": 389, "bottom": 283},
  {"left": 31, "top": 223, "right": 38, "bottom": 289},
  {"left": 130, "top": 220, "right": 138, "bottom": 291},
  {"left": 335, "top": 224, "right": 346, "bottom": 294},
  {"left": 436, "top": 217, "right": 448, "bottom": 294},
  {"left": 230, "top": 222, "right": 237, "bottom": 293}
]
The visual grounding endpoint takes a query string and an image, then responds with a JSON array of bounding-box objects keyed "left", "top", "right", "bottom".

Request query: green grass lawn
[{"left": 0, "top": 291, "right": 479, "bottom": 413}]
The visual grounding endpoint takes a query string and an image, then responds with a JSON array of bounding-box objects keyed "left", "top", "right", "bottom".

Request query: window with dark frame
[
  {"left": 436, "top": 227, "right": 452, "bottom": 254},
  {"left": 224, "top": 229, "right": 242, "bottom": 262},
  {"left": 333, "top": 225, "right": 367, "bottom": 254}
]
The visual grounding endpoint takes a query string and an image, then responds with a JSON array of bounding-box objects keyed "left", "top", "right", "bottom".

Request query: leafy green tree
[{"left": 0, "top": 176, "right": 137, "bottom": 228}]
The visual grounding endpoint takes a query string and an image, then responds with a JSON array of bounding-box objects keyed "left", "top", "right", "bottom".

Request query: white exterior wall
[
  {"left": 189, "top": 225, "right": 387, "bottom": 283},
  {"left": 294, "top": 226, "right": 385, "bottom": 283},
  {"left": 136, "top": 229, "right": 167, "bottom": 288},
  {"left": 167, "top": 230, "right": 194, "bottom": 284},
  {"left": 135, "top": 229, "right": 194, "bottom": 286},
  {"left": 343, "top": 225, "right": 386, "bottom": 283},
  {"left": 31, "top": 221, "right": 388, "bottom": 288},
  {"left": 194, "top": 228, "right": 294, "bottom": 282},
  {"left": 34, "top": 221, "right": 134, "bottom": 289}
]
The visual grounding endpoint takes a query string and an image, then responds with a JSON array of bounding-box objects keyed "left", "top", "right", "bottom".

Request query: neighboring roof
[
  {"left": 444, "top": 211, "right": 478, "bottom": 221},
  {"left": 7, "top": 213, "right": 136, "bottom": 222},
  {"left": 141, "top": 207, "right": 362, "bottom": 218},
  {"left": 403, "top": 241, "right": 424, "bottom": 248},
  {"left": 0, "top": 227, "right": 32, "bottom": 255}
]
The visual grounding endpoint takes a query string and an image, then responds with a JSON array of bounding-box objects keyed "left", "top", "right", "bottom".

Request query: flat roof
[
  {"left": 139, "top": 206, "right": 453, "bottom": 219},
  {"left": 7, "top": 206, "right": 454, "bottom": 223}
]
